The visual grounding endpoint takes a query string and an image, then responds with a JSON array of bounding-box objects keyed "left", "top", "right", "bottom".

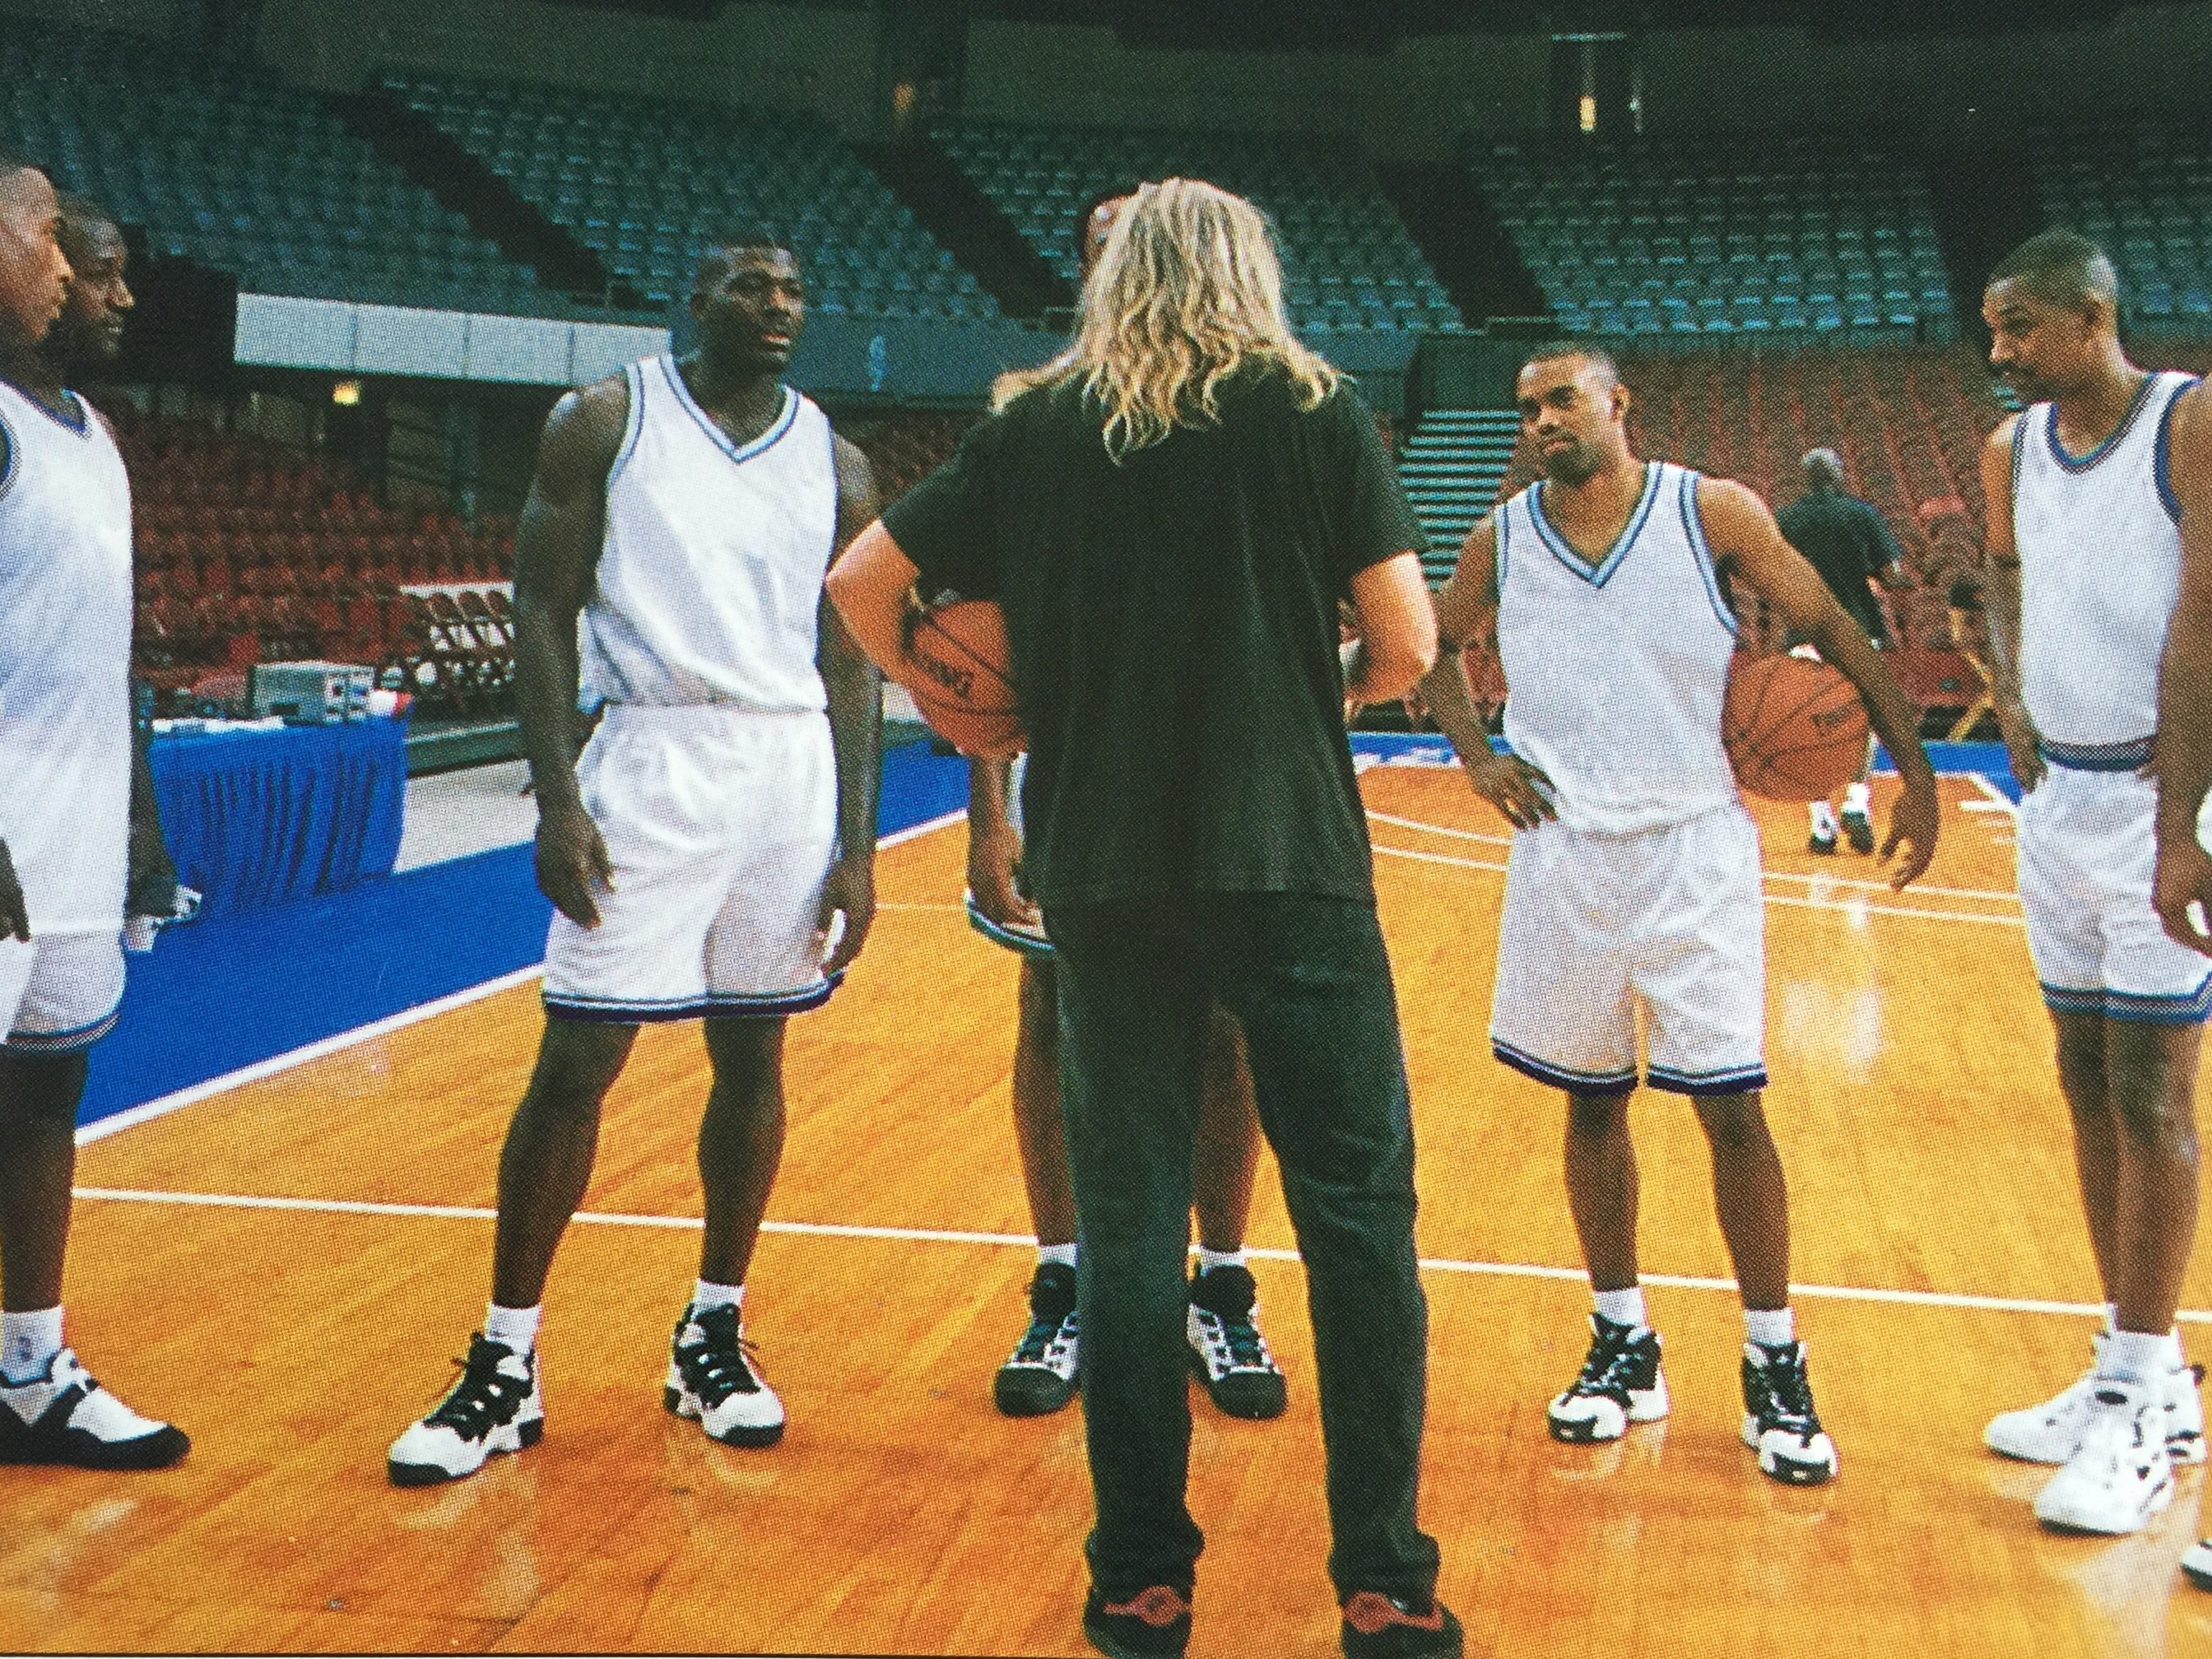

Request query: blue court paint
[{"left": 78, "top": 739, "right": 972, "bottom": 1128}]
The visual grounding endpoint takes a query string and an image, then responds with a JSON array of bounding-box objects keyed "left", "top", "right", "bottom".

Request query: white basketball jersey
[
  {"left": 582, "top": 357, "right": 839, "bottom": 713},
  {"left": 2012, "top": 369, "right": 2196, "bottom": 760},
  {"left": 1495, "top": 461, "right": 1743, "bottom": 835},
  {"left": 0, "top": 381, "right": 133, "bottom": 932}
]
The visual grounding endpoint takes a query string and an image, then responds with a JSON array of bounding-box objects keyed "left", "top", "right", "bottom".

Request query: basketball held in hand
[
  {"left": 905, "top": 598, "right": 1026, "bottom": 758},
  {"left": 1723, "top": 650, "right": 1870, "bottom": 802}
]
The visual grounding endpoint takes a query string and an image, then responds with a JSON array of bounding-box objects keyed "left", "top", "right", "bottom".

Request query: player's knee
[
  {"left": 1691, "top": 1090, "right": 1770, "bottom": 1150},
  {"left": 2110, "top": 1086, "right": 2200, "bottom": 1160}
]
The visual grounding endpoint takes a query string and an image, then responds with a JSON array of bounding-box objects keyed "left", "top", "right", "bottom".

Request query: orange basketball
[
  {"left": 1722, "top": 651, "right": 1870, "bottom": 802},
  {"left": 906, "top": 598, "right": 1026, "bottom": 757}
]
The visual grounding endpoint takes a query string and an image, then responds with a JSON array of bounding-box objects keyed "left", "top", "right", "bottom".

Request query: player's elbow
[{"left": 1357, "top": 634, "right": 1437, "bottom": 704}]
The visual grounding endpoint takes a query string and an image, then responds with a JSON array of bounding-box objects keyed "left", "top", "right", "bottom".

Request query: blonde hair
[{"left": 994, "top": 177, "right": 1339, "bottom": 459}]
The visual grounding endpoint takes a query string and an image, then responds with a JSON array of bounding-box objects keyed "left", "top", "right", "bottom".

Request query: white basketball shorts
[
  {"left": 0, "top": 930, "right": 125, "bottom": 1053},
  {"left": 1490, "top": 804, "right": 1768, "bottom": 1097},
  {"left": 542, "top": 704, "right": 841, "bottom": 1022},
  {"left": 2018, "top": 759, "right": 2212, "bottom": 1024}
]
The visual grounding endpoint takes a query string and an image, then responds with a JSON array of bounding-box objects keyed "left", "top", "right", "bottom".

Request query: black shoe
[
  {"left": 1841, "top": 808, "right": 1875, "bottom": 854},
  {"left": 1341, "top": 1593, "right": 1465, "bottom": 1658},
  {"left": 1807, "top": 828, "right": 1838, "bottom": 855},
  {"left": 995, "top": 1262, "right": 1080, "bottom": 1417},
  {"left": 1083, "top": 1585, "right": 1191, "bottom": 1658},
  {"left": 665, "top": 1303, "right": 785, "bottom": 1447},
  {"left": 1741, "top": 1340, "right": 1838, "bottom": 1485},
  {"left": 1546, "top": 1313, "right": 1667, "bottom": 1443},
  {"left": 0, "top": 1348, "right": 189, "bottom": 1471},
  {"left": 1187, "top": 1266, "right": 1287, "bottom": 1420}
]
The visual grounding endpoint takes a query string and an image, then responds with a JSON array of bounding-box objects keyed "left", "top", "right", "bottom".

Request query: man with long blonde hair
[{"left": 830, "top": 179, "right": 1461, "bottom": 1659}]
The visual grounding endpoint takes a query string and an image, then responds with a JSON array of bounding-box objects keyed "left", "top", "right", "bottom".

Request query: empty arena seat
[{"left": 2030, "top": 120, "right": 2212, "bottom": 340}]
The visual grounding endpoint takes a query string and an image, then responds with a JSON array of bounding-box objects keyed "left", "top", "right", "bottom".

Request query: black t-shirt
[
  {"left": 1774, "top": 487, "right": 1905, "bottom": 642},
  {"left": 882, "top": 369, "right": 1420, "bottom": 909}
]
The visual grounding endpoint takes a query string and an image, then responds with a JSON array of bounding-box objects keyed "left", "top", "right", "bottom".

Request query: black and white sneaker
[
  {"left": 388, "top": 1334, "right": 542, "bottom": 1486},
  {"left": 995, "top": 1262, "right": 1080, "bottom": 1417},
  {"left": 665, "top": 1303, "right": 784, "bottom": 1448},
  {"left": 1741, "top": 1340, "right": 1837, "bottom": 1485},
  {"left": 1187, "top": 1266, "right": 1287, "bottom": 1420},
  {"left": 1548, "top": 1313, "right": 1668, "bottom": 1443},
  {"left": 0, "top": 1348, "right": 188, "bottom": 1470},
  {"left": 1841, "top": 807, "right": 1875, "bottom": 855}
]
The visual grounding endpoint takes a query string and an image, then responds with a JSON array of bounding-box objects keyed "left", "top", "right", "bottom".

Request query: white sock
[
  {"left": 2103, "top": 1328, "right": 2164, "bottom": 1388},
  {"left": 1810, "top": 801, "right": 1838, "bottom": 836},
  {"left": 1745, "top": 1306, "right": 1796, "bottom": 1350},
  {"left": 2103, "top": 1304, "right": 2119, "bottom": 1336},
  {"left": 692, "top": 1280, "right": 742, "bottom": 1315},
  {"left": 1593, "top": 1285, "right": 1647, "bottom": 1330},
  {"left": 484, "top": 1303, "right": 541, "bottom": 1355},
  {"left": 2161, "top": 1328, "right": 2187, "bottom": 1373},
  {"left": 1037, "top": 1243, "right": 1077, "bottom": 1271},
  {"left": 0, "top": 1307, "right": 63, "bottom": 1385},
  {"left": 1843, "top": 781, "right": 1871, "bottom": 815},
  {"left": 1196, "top": 1247, "right": 1246, "bottom": 1278}
]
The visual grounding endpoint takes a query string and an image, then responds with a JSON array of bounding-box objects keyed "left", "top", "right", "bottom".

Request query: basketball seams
[
  {"left": 914, "top": 612, "right": 1020, "bottom": 703},
  {"left": 1726, "top": 653, "right": 1868, "bottom": 799}
]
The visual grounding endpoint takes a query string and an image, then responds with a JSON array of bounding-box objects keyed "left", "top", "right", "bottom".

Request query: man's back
[{"left": 1774, "top": 486, "right": 1896, "bottom": 640}]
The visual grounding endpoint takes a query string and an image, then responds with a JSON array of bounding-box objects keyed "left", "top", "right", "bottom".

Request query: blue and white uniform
[
  {"left": 1488, "top": 461, "right": 1768, "bottom": 1096},
  {"left": 0, "top": 379, "right": 133, "bottom": 1052},
  {"left": 542, "top": 356, "right": 843, "bottom": 1022},
  {"left": 2011, "top": 369, "right": 2211, "bottom": 1024}
]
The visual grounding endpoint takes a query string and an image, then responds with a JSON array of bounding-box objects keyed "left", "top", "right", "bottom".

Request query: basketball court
[{"left": 5, "top": 752, "right": 2201, "bottom": 1657}]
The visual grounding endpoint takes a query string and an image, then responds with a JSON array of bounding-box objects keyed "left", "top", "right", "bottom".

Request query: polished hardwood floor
[{"left": 13, "top": 762, "right": 2212, "bottom": 1656}]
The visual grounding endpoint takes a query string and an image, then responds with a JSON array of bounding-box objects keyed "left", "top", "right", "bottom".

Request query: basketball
[
  {"left": 906, "top": 598, "right": 1025, "bottom": 757},
  {"left": 1722, "top": 651, "right": 1871, "bottom": 802}
]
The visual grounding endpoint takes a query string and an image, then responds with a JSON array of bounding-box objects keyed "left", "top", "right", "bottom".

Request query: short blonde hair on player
[{"left": 996, "top": 177, "right": 1338, "bottom": 460}]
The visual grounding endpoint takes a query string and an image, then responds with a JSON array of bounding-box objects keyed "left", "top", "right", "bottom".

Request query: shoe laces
[
  {"left": 1193, "top": 1268, "right": 1276, "bottom": 1373},
  {"left": 1011, "top": 1310, "right": 1076, "bottom": 1368},
  {"left": 1209, "top": 1309, "right": 1276, "bottom": 1375},
  {"left": 1752, "top": 1343, "right": 1821, "bottom": 1433},
  {"left": 427, "top": 1338, "right": 530, "bottom": 1439},
  {"left": 1570, "top": 1319, "right": 1648, "bottom": 1401},
  {"left": 676, "top": 1304, "right": 764, "bottom": 1406}
]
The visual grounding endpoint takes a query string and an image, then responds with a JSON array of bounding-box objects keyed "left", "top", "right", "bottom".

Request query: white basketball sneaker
[
  {"left": 0, "top": 1347, "right": 188, "bottom": 1470},
  {"left": 2033, "top": 1381, "right": 2173, "bottom": 1535},
  {"left": 2180, "top": 1537, "right": 2212, "bottom": 1590},
  {"left": 388, "top": 1334, "right": 543, "bottom": 1486},
  {"left": 665, "top": 1304, "right": 784, "bottom": 1448},
  {"left": 1547, "top": 1313, "right": 1669, "bottom": 1443},
  {"left": 1987, "top": 1334, "right": 2206, "bottom": 1466}
]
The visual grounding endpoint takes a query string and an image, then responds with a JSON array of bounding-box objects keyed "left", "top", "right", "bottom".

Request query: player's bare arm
[
  {"left": 2154, "top": 379, "right": 2212, "bottom": 955},
  {"left": 816, "top": 434, "right": 881, "bottom": 977},
  {"left": 1977, "top": 415, "right": 2045, "bottom": 792},
  {"left": 966, "top": 755, "right": 1035, "bottom": 932},
  {"left": 513, "top": 373, "right": 626, "bottom": 929},
  {"left": 1701, "top": 475, "right": 1940, "bottom": 888},
  {"left": 822, "top": 519, "right": 927, "bottom": 686},
  {"left": 1420, "top": 515, "right": 1555, "bottom": 830}
]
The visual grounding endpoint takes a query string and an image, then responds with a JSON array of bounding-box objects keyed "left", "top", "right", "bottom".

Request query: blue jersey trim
[
  {"left": 1494, "top": 501, "right": 1509, "bottom": 593},
  {"left": 2043, "top": 978, "right": 2212, "bottom": 1025},
  {"left": 608, "top": 360, "right": 646, "bottom": 486},
  {"left": 0, "top": 378, "right": 89, "bottom": 437},
  {"left": 2038, "top": 735, "right": 2154, "bottom": 771},
  {"left": 5, "top": 1004, "right": 122, "bottom": 1053},
  {"left": 0, "top": 407, "right": 15, "bottom": 505},
  {"left": 2155, "top": 375, "right": 2199, "bottom": 523},
  {"left": 1646, "top": 1062, "right": 1769, "bottom": 1098},
  {"left": 2009, "top": 412, "right": 2028, "bottom": 508},
  {"left": 660, "top": 356, "right": 798, "bottom": 468},
  {"left": 1491, "top": 1036, "right": 1638, "bottom": 1096},
  {"left": 1676, "top": 467, "right": 1740, "bottom": 639},
  {"left": 1527, "top": 462, "right": 1660, "bottom": 588},
  {"left": 965, "top": 893, "right": 1055, "bottom": 959},
  {"left": 2044, "top": 370, "right": 2159, "bottom": 474}
]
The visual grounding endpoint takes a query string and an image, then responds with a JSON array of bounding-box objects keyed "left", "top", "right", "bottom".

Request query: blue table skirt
[{"left": 149, "top": 719, "right": 407, "bottom": 920}]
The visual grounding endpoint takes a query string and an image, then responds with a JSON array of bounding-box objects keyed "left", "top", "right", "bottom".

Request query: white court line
[
  {"left": 77, "top": 812, "right": 971, "bottom": 1150},
  {"left": 67, "top": 1183, "right": 2174, "bottom": 1324},
  {"left": 1968, "top": 773, "right": 2022, "bottom": 818},
  {"left": 1372, "top": 841, "right": 2026, "bottom": 927}
]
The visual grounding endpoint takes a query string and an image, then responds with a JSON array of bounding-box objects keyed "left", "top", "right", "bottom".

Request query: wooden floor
[{"left": 16, "top": 762, "right": 2212, "bottom": 1657}]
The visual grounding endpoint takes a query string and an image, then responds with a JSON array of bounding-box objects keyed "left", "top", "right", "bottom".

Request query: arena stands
[
  {"left": 936, "top": 122, "right": 1461, "bottom": 336},
  {"left": 387, "top": 77, "right": 1001, "bottom": 322},
  {"left": 0, "top": 23, "right": 545, "bottom": 316},
  {"left": 119, "top": 407, "right": 515, "bottom": 711},
  {"left": 1479, "top": 136, "right": 1954, "bottom": 345},
  {"left": 2033, "top": 122, "right": 2212, "bottom": 334}
]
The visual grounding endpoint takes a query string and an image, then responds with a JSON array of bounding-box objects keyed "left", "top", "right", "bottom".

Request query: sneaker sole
[
  {"left": 1548, "top": 1383, "right": 1666, "bottom": 1443},
  {"left": 0, "top": 1423, "right": 191, "bottom": 1471},
  {"left": 387, "top": 1416, "right": 541, "bottom": 1487},
  {"left": 995, "top": 1371, "right": 1078, "bottom": 1417},
  {"left": 663, "top": 1385, "right": 784, "bottom": 1448},
  {"left": 1082, "top": 1615, "right": 1185, "bottom": 1659},
  {"left": 1743, "top": 1416, "right": 1838, "bottom": 1485},
  {"left": 2183, "top": 1556, "right": 2212, "bottom": 1592},
  {"left": 2036, "top": 1481, "right": 2173, "bottom": 1536}
]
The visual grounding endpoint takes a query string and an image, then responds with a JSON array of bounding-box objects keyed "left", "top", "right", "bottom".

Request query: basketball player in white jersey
[
  {"left": 970, "top": 188, "right": 1286, "bottom": 1423},
  {"left": 389, "top": 231, "right": 881, "bottom": 1485},
  {"left": 1969, "top": 231, "right": 2212, "bottom": 1540},
  {"left": 0, "top": 158, "right": 188, "bottom": 1469},
  {"left": 1420, "top": 344, "right": 1939, "bottom": 1487}
]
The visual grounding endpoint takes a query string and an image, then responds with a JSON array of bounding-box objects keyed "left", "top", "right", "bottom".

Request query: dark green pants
[{"left": 1047, "top": 892, "right": 1440, "bottom": 1606}]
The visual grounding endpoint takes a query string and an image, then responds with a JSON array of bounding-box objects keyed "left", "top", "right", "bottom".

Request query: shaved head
[
  {"left": 1987, "top": 229, "right": 2119, "bottom": 316},
  {"left": 1521, "top": 341, "right": 1620, "bottom": 388},
  {"left": 1802, "top": 448, "right": 1846, "bottom": 490}
]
